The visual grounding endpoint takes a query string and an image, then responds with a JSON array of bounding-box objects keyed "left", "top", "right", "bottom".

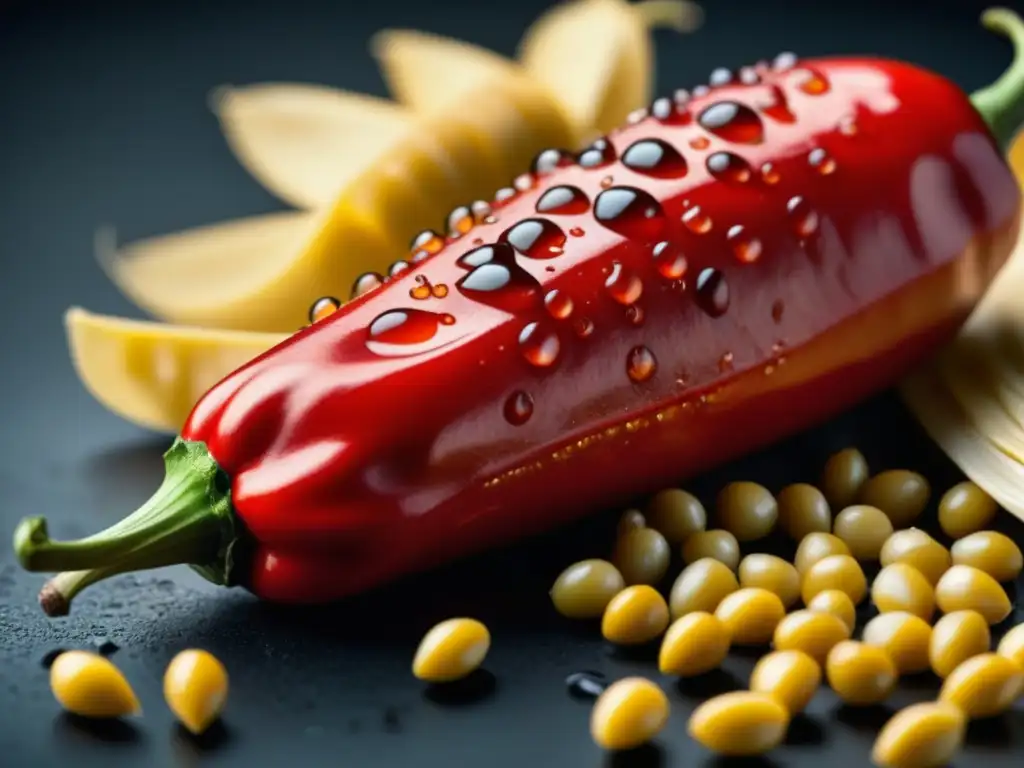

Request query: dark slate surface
[{"left": 2, "top": 0, "right": 1024, "bottom": 765}]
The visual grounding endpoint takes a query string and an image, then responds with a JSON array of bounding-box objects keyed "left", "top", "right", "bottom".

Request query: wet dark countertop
[{"left": 3, "top": 0, "right": 1024, "bottom": 765}]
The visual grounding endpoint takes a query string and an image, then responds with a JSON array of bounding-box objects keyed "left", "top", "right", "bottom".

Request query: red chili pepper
[{"left": 15, "top": 9, "right": 1024, "bottom": 615}]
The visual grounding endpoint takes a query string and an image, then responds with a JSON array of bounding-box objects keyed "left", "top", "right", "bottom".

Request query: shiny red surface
[{"left": 183, "top": 57, "right": 1021, "bottom": 603}]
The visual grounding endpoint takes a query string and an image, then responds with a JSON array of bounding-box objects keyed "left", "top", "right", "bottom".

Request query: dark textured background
[{"left": 3, "top": 0, "right": 1024, "bottom": 765}]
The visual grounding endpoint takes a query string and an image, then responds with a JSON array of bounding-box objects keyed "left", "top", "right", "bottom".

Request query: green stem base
[{"left": 12, "top": 438, "right": 237, "bottom": 616}]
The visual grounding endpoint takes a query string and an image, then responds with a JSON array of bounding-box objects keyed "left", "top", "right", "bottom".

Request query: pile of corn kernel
[
  {"left": 47, "top": 648, "right": 228, "bottom": 736},
  {"left": 412, "top": 448, "right": 1024, "bottom": 767}
]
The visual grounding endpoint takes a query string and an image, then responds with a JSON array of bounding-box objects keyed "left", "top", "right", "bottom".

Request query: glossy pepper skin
[{"left": 14, "top": 9, "right": 1024, "bottom": 614}]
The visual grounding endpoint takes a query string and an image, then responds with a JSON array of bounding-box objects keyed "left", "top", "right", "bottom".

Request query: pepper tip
[{"left": 39, "top": 580, "right": 70, "bottom": 618}]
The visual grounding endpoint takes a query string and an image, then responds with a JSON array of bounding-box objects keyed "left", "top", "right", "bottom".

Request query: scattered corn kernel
[
  {"left": 871, "top": 702, "right": 966, "bottom": 768},
  {"left": 669, "top": 557, "right": 738, "bottom": 619},
  {"left": 858, "top": 469, "right": 930, "bottom": 528},
  {"left": 794, "top": 532, "right": 851, "bottom": 576},
  {"left": 862, "top": 612, "right": 932, "bottom": 675},
  {"left": 617, "top": 509, "right": 646, "bottom": 535},
  {"left": 49, "top": 651, "right": 139, "bottom": 719},
  {"left": 938, "top": 481, "right": 997, "bottom": 540},
  {"left": 949, "top": 531, "right": 1023, "bottom": 583},
  {"left": 602, "top": 585, "right": 670, "bottom": 645},
  {"left": 805, "top": 589, "right": 856, "bottom": 633},
  {"left": 801, "top": 554, "right": 867, "bottom": 605},
  {"left": 590, "top": 677, "right": 669, "bottom": 751},
  {"left": 938, "top": 653, "right": 1024, "bottom": 719},
  {"left": 776, "top": 483, "right": 832, "bottom": 541},
  {"left": 871, "top": 563, "right": 935, "bottom": 621},
  {"left": 645, "top": 488, "right": 706, "bottom": 544},
  {"left": 714, "top": 587, "right": 786, "bottom": 646},
  {"left": 833, "top": 504, "right": 893, "bottom": 561},
  {"left": 738, "top": 554, "right": 801, "bottom": 608},
  {"left": 929, "top": 610, "right": 991, "bottom": 679},
  {"left": 879, "top": 528, "right": 950, "bottom": 586},
  {"left": 934, "top": 565, "right": 1011, "bottom": 625},
  {"left": 682, "top": 529, "right": 741, "bottom": 570},
  {"left": 550, "top": 559, "right": 625, "bottom": 619},
  {"left": 773, "top": 609, "right": 851, "bottom": 665},
  {"left": 613, "top": 526, "right": 671, "bottom": 586},
  {"left": 717, "top": 482, "right": 778, "bottom": 541},
  {"left": 995, "top": 622, "right": 1024, "bottom": 667},
  {"left": 688, "top": 691, "right": 790, "bottom": 756},
  {"left": 820, "top": 447, "right": 869, "bottom": 510},
  {"left": 825, "top": 640, "right": 897, "bottom": 705},
  {"left": 749, "top": 650, "right": 821, "bottom": 715},
  {"left": 658, "top": 612, "right": 731, "bottom": 677},
  {"left": 164, "top": 649, "right": 229, "bottom": 735},
  {"left": 412, "top": 618, "right": 490, "bottom": 683}
]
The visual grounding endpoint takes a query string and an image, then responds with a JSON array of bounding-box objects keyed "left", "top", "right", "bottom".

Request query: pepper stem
[
  {"left": 634, "top": 0, "right": 704, "bottom": 33},
  {"left": 12, "top": 438, "right": 236, "bottom": 616},
  {"left": 972, "top": 8, "right": 1024, "bottom": 150}
]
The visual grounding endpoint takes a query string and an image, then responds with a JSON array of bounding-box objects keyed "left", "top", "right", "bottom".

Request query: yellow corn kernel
[
  {"left": 929, "top": 610, "right": 991, "bottom": 679},
  {"left": 794, "top": 532, "right": 851, "bottom": 575},
  {"left": 738, "top": 554, "right": 801, "bottom": 608},
  {"left": 602, "top": 585, "right": 670, "bottom": 645},
  {"left": 801, "top": 554, "right": 867, "bottom": 605},
  {"left": 164, "top": 649, "right": 229, "bottom": 735},
  {"left": 688, "top": 691, "right": 789, "bottom": 756},
  {"left": 872, "top": 702, "right": 966, "bottom": 768},
  {"left": 861, "top": 612, "right": 932, "bottom": 675},
  {"left": 934, "top": 565, "right": 1011, "bottom": 625},
  {"left": 412, "top": 618, "right": 490, "bottom": 683},
  {"left": 590, "top": 677, "right": 669, "bottom": 751},
  {"left": 772, "top": 610, "right": 851, "bottom": 665},
  {"left": 658, "top": 612, "right": 731, "bottom": 677},
  {"left": 879, "top": 528, "right": 951, "bottom": 586},
  {"left": 996, "top": 622, "right": 1024, "bottom": 667},
  {"left": 668, "top": 557, "right": 738, "bottom": 619},
  {"left": 949, "top": 530, "right": 1023, "bottom": 583},
  {"left": 938, "top": 653, "right": 1024, "bottom": 719},
  {"left": 805, "top": 589, "right": 856, "bottom": 632},
  {"left": 749, "top": 650, "right": 821, "bottom": 715},
  {"left": 870, "top": 563, "right": 935, "bottom": 621},
  {"left": 825, "top": 640, "right": 897, "bottom": 706},
  {"left": 50, "top": 651, "right": 139, "bottom": 719},
  {"left": 713, "top": 587, "right": 785, "bottom": 646}
]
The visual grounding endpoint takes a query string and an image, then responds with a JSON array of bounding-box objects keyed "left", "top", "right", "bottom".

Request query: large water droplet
[
  {"left": 682, "top": 206, "right": 713, "bottom": 234},
  {"left": 455, "top": 243, "right": 541, "bottom": 311},
  {"left": 651, "top": 96, "right": 691, "bottom": 125},
  {"left": 697, "top": 101, "right": 765, "bottom": 144},
  {"left": 367, "top": 308, "right": 446, "bottom": 346},
  {"left": 593, "top": 186, "right": 666, "bottom": 242},
  {"left": 457, "top": 242, "right": 511, "bottom": 269},
  {"left": 695, "top": 268, "right": 730, "bottom": 317},
  {"left": 706, "top": 151, "right": 752, "bottom": 183},
  {"left": 544, "top": 289, "right": 574, "bottom": 319},
  {"left": 447, "top": 205, "right": 474, "bottom": 236},
  {"left": 410, "top": 229, "right": 444, "bottom": 256},
  {"left": 794, "top": 68, "right": 830, "bottom": 95},
  {"left": 622, "top": 139, "right": 689, "bottom": 179},
  {"left": 727, "top": 225, "right": 762, "bottom": 263},
  {"left": 536, "top": 185, "right": 591, "bottom": 215},
  {"left": 532, "top": 148, "right": 574, "bottom": 176},
  {"left": 605, "top": 262, "right": 643, "bottom": 305},
  {"left": 519, "top": 322, "right": 561, "bottom": 367},
  {"left": 501, "top": 219, "right": 567, "bottom": 259},
  {"left": 309, "top": 296, "right": 340, "bottom": 323},
  {"left": 578, "top": 138, "right": 617, "bottom": 169},
  {"left": 652, "top": 241, "right": 687, "bottom": 279},
  {"left": 503, "top": 390, "right": 535, "bottom": 426},
  {"left": 808, "top": 148, "right": 836, "bottom": 175},
  {"left": 787, "top": 196, "right": 820, "bottom": 237},
  {"left": 626, "top": 346, "right": 657, "bottom": 383},
  {"left": 351, "top": 272, "right": 383, "bottom": 299}
]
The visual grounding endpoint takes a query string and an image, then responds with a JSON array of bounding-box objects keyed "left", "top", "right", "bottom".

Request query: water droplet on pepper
[
  {"left": 709, "top": 67, "right": 733, "bottom": 86},
  {"left": 309, "top": 296, "right": 340, "bottom": 323},
  {"left": 760, "top": 163, "right": 780, "bottom": 184},
  {"left": 682, "top": 206, "right": 713, "bottom": 234},
  {"left": 410, "top": 275, "right": 432, "bottom": 300},
  {"left": 494, "top": 187, "right": 518, "bottom": 206},
  {"left": 573, "top": 317, "right": 594, "bottom": 338},
  {"left": 794, "top": 68, "right": 830, "bottom": 95},
  {"left": 651, "top": 96, "right": 691, "bottom": 125},
  {"left": 544, "top": 289, "right": 574, "bottom": 319},
  {"left": 808, "top": 148, "right": 836, "bottom": 174},
  {"left": 695, "top": 268, "right": 729, "bottom": 317},
  {"left": 626, "top": 346, "right": 657, "bottom": 382},
  {"left": 706, "top": 151, "right": 752, "bottom": 183},
  {"left": 605, "top": 262, "right": 643, "bottom": 305},
  {"left": 536, "top": 185, "right": 591, "bottom": 215},
  {"left": 569, "top": 226, "right": 585, "bottom": 237},
  {"left": 697, "top": 101, "right": 765, "bottom": 144},
  {"left": 625, "top": 304, "right": 644, "bottom": 326},
  {"left": 531, "top": 148, "right": 574, "bottom": 176},
  {"left": 594, "top": 186, "right": 666, "bottom": 241},
  {"left": 389, "top": 261, "right": 411, "bottom": 278},
  {"left": 410, "top": 229, "right": 444, "bottom": 255},
  {"left": 578, "top": 138, "right": 616, "bottom": 169},
  {"left": 503, "top": 390, "right": 535, "bottom": 426},
  {"left": 689, "top": 136, "right": 710, "bottom": 150},
  {"left": 787, "top": 196, "right": 820, "bottom": 237},
  {"left": 351, "top": 273, "right": 383, "bottom": 299},
  {"left": 719, "top": 351, "right": 735, "bottom": 372},
  {"left": 652, "top": 241, "right": 687, "bottom": 279},
  {"left": 519, "top": 322, "right": 561, "bottom": 367},
  {"left": 447, "top": 205, "right": 474, "bottom": 236},
  {"left": 772, "top": 52, "right": 798, "bottom": 71},
  {"left": 367, "top": 308, "right": 447, "bottom": 346},
  {"left": 501, "top": 219, "right": 567, "bottom": 259},
  {"left": 727, "top": 225, "right": 762, "bottom": 263},
  {"left": 622, "top": 138, "right": 689, "bottom": 179}
]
